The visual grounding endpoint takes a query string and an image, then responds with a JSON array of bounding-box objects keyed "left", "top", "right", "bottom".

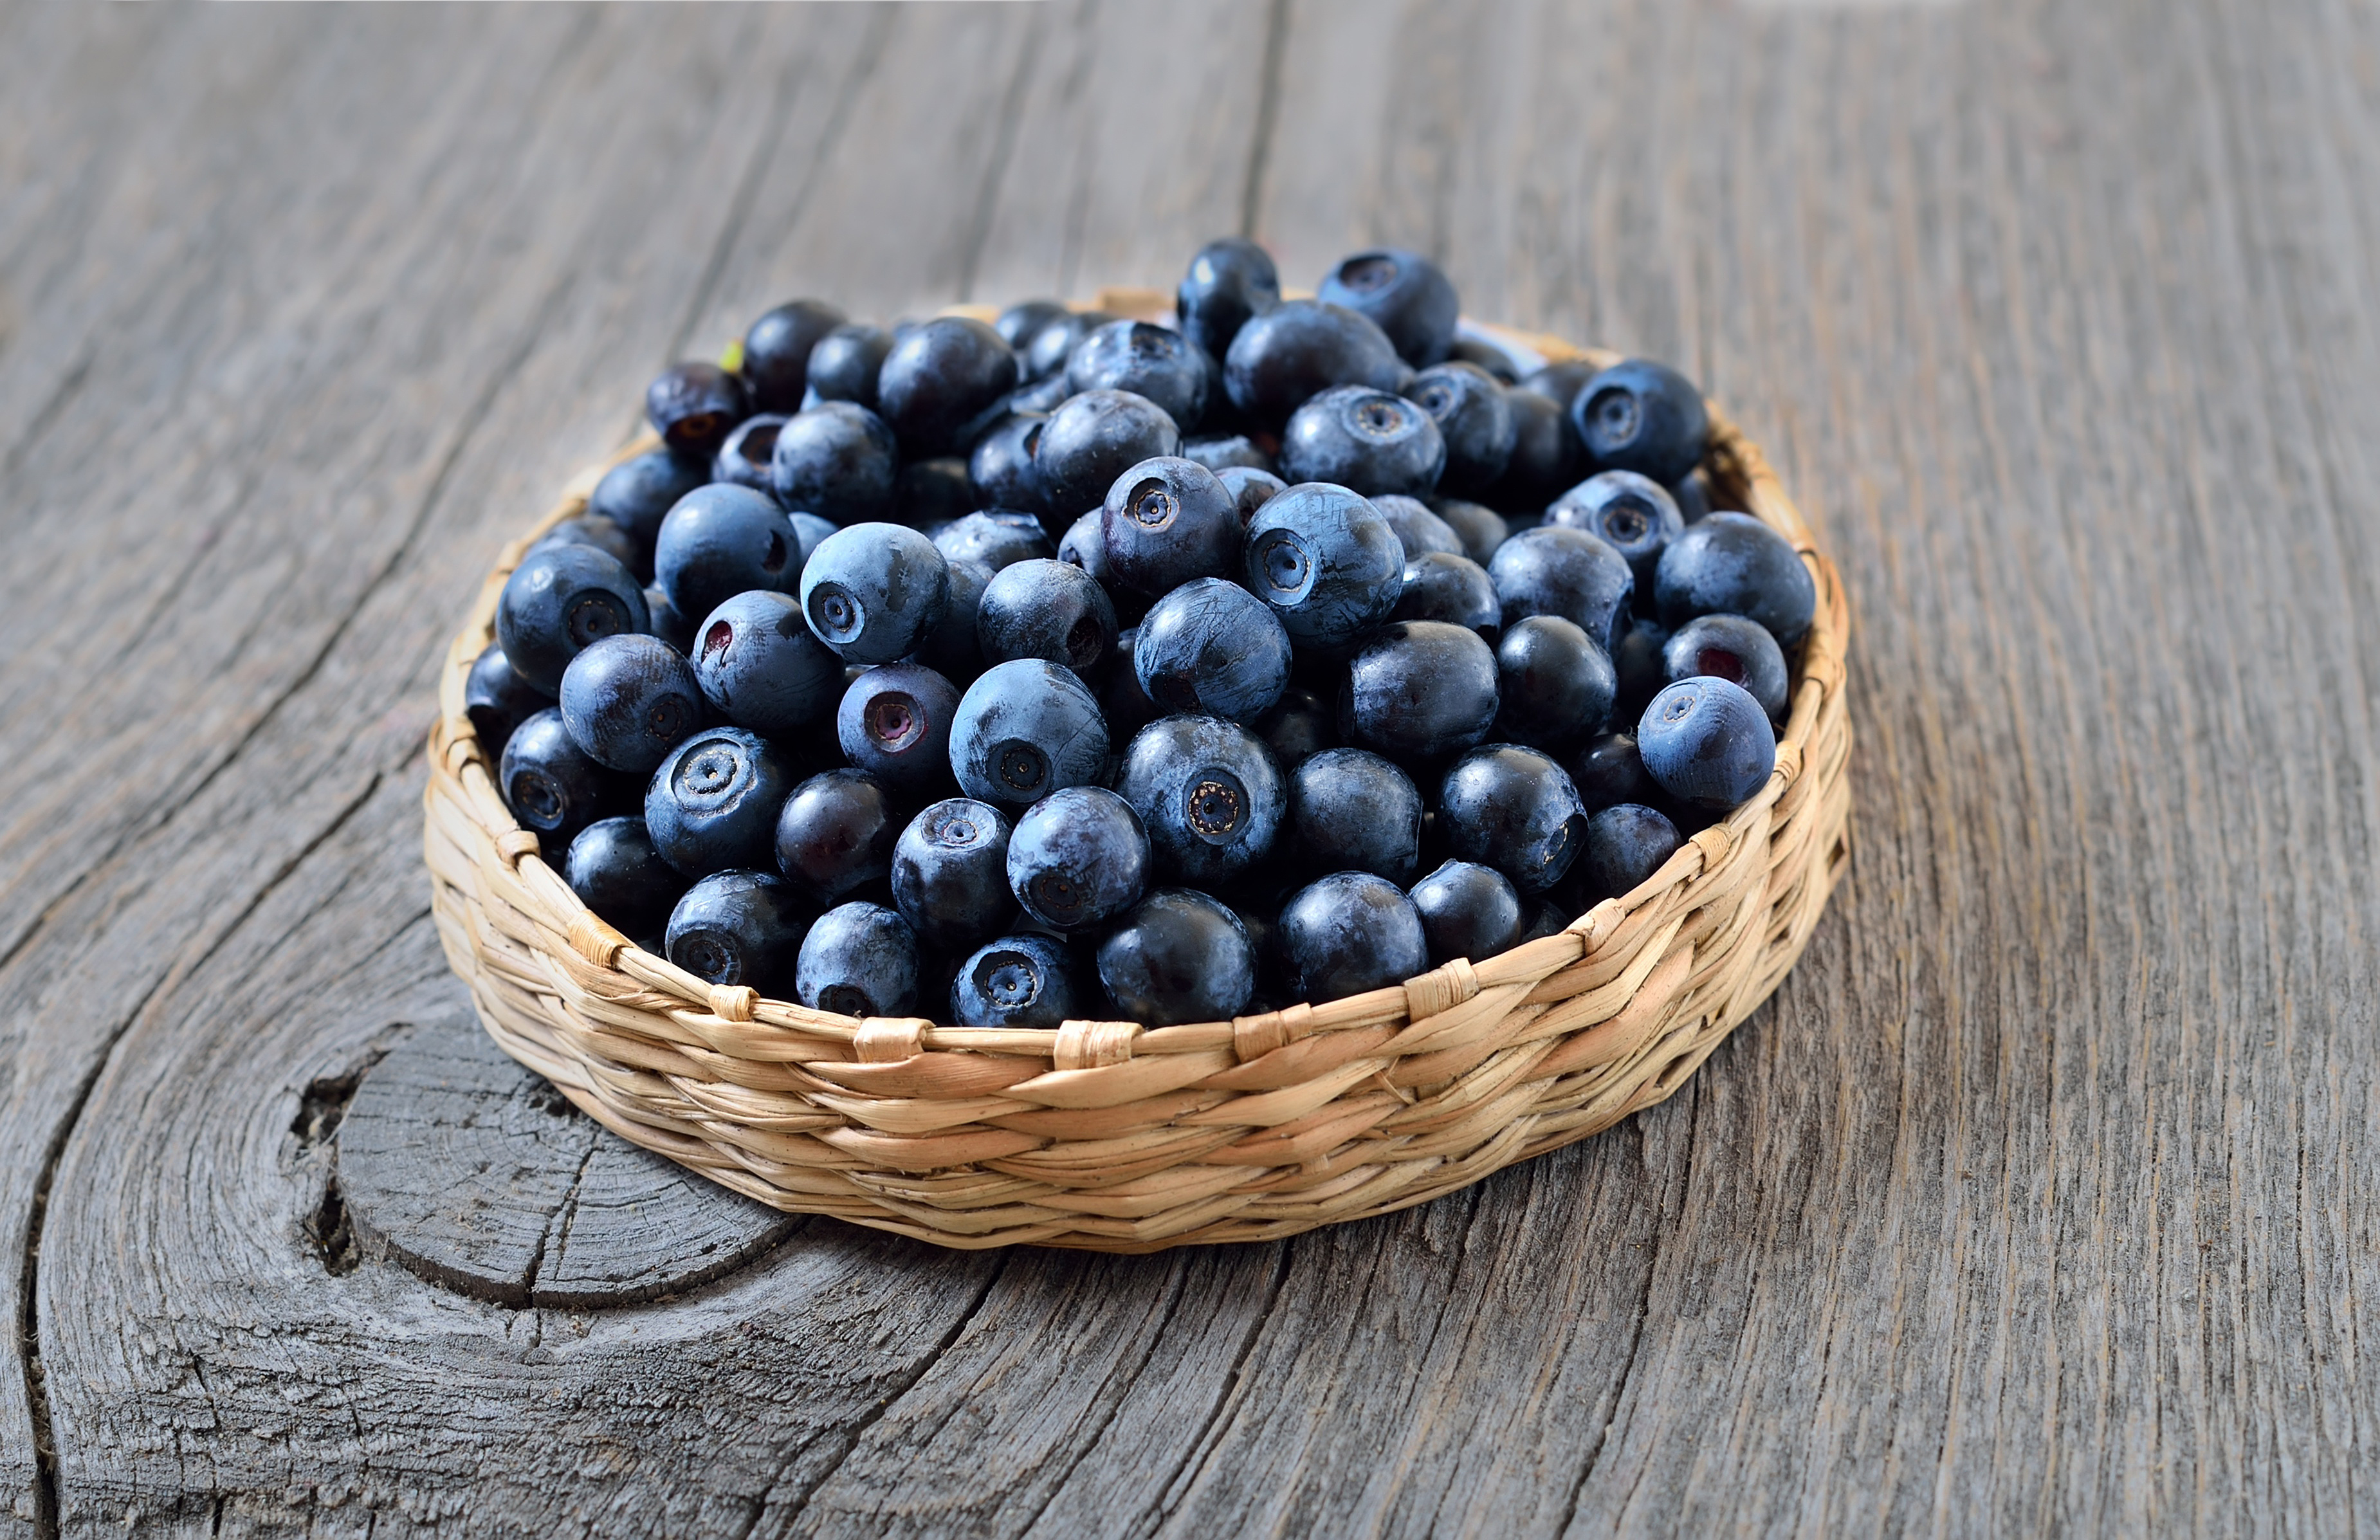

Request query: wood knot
[
  {"left": 495, "top": 829, "right": 542, "bottom": 866},
  {"left": 854, "top": 1017, "right": 928, "bottom": 1063},
  {"left": 1231, "top": 1003, "right": 1315, "bottom": 1063},
  {"left": 1054, "top": 1020, "right": 1140, "bottom": 1070},
  {"left": 1403, "top": 959, "right": 1479, "bottom": 1021},
  {"left": 566, "top": 913, "right": 628, "bottom": 969},
  {"left": 707, "top": 984, "right": 757, "bottom": 1022}
]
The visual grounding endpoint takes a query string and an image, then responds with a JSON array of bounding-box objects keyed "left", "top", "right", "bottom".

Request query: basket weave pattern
[{"left": 422, "top": 329, "right": 1851, "bottom": 1252}]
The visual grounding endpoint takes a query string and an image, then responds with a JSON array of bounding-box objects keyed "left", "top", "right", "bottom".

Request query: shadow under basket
[{"left": 422, "top": 319, "right": 1853, "bottom": 1253}]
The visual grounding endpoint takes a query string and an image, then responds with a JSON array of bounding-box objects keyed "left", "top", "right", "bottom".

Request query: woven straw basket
[{"left": 422, "top": 309, "right": 1852, "bottom": 1253}]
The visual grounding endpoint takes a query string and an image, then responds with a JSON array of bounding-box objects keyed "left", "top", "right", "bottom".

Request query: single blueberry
[
  {"left": 876, "top": 316, "right": 1017, "bottom": 456},
  {"left": 1341, "top": 620, "right": 1500, "bottom": 765},
  {"left": 891, "top": 798, "right": 1014, "bottom": 952},
  {"left": 1317, "top": 248, "right": 1460, "bottom": 367},
  {"left": 1101, "top": 455, "right": 1242, "bottom": 597},
  {"left": 464, "top": 643, "right": 552, "bottom": 762},
  {"left": 688, "top": 590, "right": 843, "bottom": 737},
  {"left": 1570, "top": 731, "right": 1661, "bottom": 813},
  {"left": 1290, "top": 747, "right": 1422, "bottom": 882},
  {"left": 1573, "top": 358, "right": 1708, "bottom": 486},
  {"left": 1100, "top": 627, "right": 1161, "bottom": 744},
  {"left": 996, "top": 299, "right": 1072, "bottom": 352},
  {"left": 645, "top": 583, "right": 694, "bottom": 655},
  {"left": 1369, "top": 493, "right": 1465, "bottom": 558},
  {"left": 496, "top": 542, "right": 650, "bottom": 695},
  {"left": 1392, "top": 551, "right": 1501, "bottom": 637},
  {"left": 838, "top": 663, "right": 961, "bottom": 793},
  {"left": 666, "top": 870, "right": 808, "bottom": 995},
  {"left": 1671, "top": 465, "right": 1715, "bottom": 524},
  {"left": 1494, "top": 615, "right": 1616, "bottom": 749},
  {"left": 967, "top": 412, "right": 1048, "bottom": 517},
  {"left": 1022, "top": 310, "right": 1118, "bottom": 385},
  {"left": 1223, "top": 299, "right": 1413, "bottom": 428},
  {"left": 1134, "top": 578, "right": 1292, "bottom": 724},
  {"left": 1408, "top": 860, "right": 1524, "bottom": 966},
  {"left": 1116, "top": 714, "right": 1285, "bottom": 887},
  {"left": 655, "top": 482, "right": 799, "bottom": 623},
  {"left": 558, "top": 634, "right": 705, "bottom": 775},
  {"left": 532, "top": 513, "right": 641, "bottom": 575},
  {"left": 951, "top": 933, "right": 1081, "bottom": 1028},
  {"left": 1056, "top": 508, "right": 1121, "bottom": 589},
  {"left": 1438, "top": 744, "right": 1590, "bottom": 893},
  {"left": 1662, "top": 613, "right": 1790, "bottom": 724},
  {"left": 790, "top": 511, "right": 838, "bottom": 568},
  {"left": 1446, "top": 336, "right": 1522, "bottom": 384},
  {"left": 1277, "top": 872, "right": 1428, "bottom": 1004},
  {"left": 1068, "top": 320, "right": 1209, "bottom": 431},
  {"left": 1487, "top": 526, "right": 1634, "bottom": 654},
  {"left": 1183, "top": 434, "right": 1274, "bottom": 474},
  {"left": 935, "top": 509, "right": 1051, "bottom": 573},
  {"left": 1520, "top": 360, "right": 1596, "bottom": 412},
  {"left": 1547, "top": 470, "right": 1684, "bottom": 590},
  {"left": 1279, "top": 386, "right": 1446, "bottom": 497},
  {"left": 805, "top": 324, "right": 893, "bottom": 409},
  {"left": 738, "top": 298, "right": 847, "bottom": 415},
  {"left": 646, "top": 726, "right": 797, "bottom": 877},
  {"left": 770, "top": 401, "right": 899, "bottom": 526},
  {"left": 799, "top": 522, "right": 951, "bottom": 665},
  {"left": 774, "top": 768, "right": 898, "bottom": 904},
  {"left": 1637, "top": 677, "right": 1777, "bottom": 810},
  {"left": 1404, "top": 361, "right": 1514, "bottom": 493},
  {"left": 1573, "top": 803, "right": 1682, "bottom": 904},
  {"left": 1254, "top": 685, "right": 1335, "bottom": 774},
  {"left": 895, "top": 458, "right": 976, "bottom": 529},
  {"left": 1613, "top": 614, "right": 1672, "bottom": 725},
  {"left": 1484, "top": 387, "right": 1583, "bottom": 513},
  {"left": 711, "top": 414, "right": 789, "bottom": 497},
  {"left": 1652, "top": 511, "right": 1817, "bottom": 648},
  {"left": 589, "top": 448, "right": 709, "bottom": 558},
  {"left": 1242, "top": 482, "right": 1405, "bottom": 652},
  {"left": 1097, "top": 888, "right": 1255, "bottom": 1025},
  {"left": 1007, "top": 785, "right": 1149, "bottom": 931},
  {"left": 948, "top": 659, "right": 1110, "bottom": 808},
  {"left": 646, "top": 362, "right": 748, "bottom": 457},
  {"left": 1034, "top": 389, "right": 1182, "bottom": 516},
  {"left": 1431, "top": 497, "right": 1510, "bottom": 565},
  {"left": 976, "top": 558, "right": 1118, "bottom": 675},
  {"left": 1178, "top": 237, "right": 1281, "bottom": 360},
  {"left": 1009, "top": 372, "right": 1072, "bottom": 416},
  {"left": 500, "top": 708, "right": 615, "bottom": 847},
  {"left": 566, "top": 816, "right": 683, "bottom": 944},
  {"left": 913, "top": 556, "right": 993, "bottom": 680},
  {"left": 796, "top": 901, "right": 920, "bottom": 1017},
  {"left": 1218, "top": 465, "right": 1288, "bottom": 528}
]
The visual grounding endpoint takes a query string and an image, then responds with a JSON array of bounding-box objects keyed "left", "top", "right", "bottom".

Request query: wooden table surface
[{"left": 4, "top": 3, "right": 2376, "bottom": 1535}]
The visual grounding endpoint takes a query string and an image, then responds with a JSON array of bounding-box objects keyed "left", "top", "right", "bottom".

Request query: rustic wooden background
[{"left": 3, "top": 1, "right": 2376, "bottom": 1535}]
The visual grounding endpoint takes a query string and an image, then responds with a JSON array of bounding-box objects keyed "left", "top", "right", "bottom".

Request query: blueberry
[
  {"left": 646, "top": 727, "right": 796, "bottom": 876},
  {"left": 1519, "top": 360, "right": 1595, "bottom": 412},
  {"left": 1254, "top": 686, "right": 1335, "bottom": 774},
  {"left": 1242, "top": 482, "right": 1405, "bottom": 651},
  {"left": 1652, "top": 512, "right": 1816, "bottom": 648},
  {"left": 1183, "top": 434, "right": 1274, "bottom": 474},
  {"left": 1517, "top": 897, "right": 1575, "bottom": 946},
  {"left": 1134, "top": 577, "right": 1291, "bottom": 723},
  {"left": 1117, "top": 714, "right": 1285, "bottom": 886},
  {"left": 1573, "top": 803, "right": 1681, "bottom": 904},
  {"left": 589, "top": 448, "right": 709, "bottom": 557},
  {"left": 770, "top": 401, "right": 899, "bottom": 526},
  {"left": 949, "top": 659, "right": 1110, "bottom": 808},
  {"left": 1662, "top": 613, "right": 1790, "bottom": 724},
  {"left": 1637, "top": 677, "right": 1776, "bottom": 810},
  {"left": 935, "top": 509, "right": 1051, "bottom": 573},
  {"left": 838, "top": 663, "right": 960, "bottom": 792},
  {"left": 1290, "top": 747, "right": 1422, "bottom": 882},
  {"left": 1494, "top": 616, "right": 1615, "bottom": 749},
  {"left": 655, "top": 483, "right": 798, "bottom": 623},
  {"left": 1369, "top": 493, "right": 1465, "bottom": 558},
  {"left": 666, "top": 870, "right": 808, "bottom": 994},
  {"left": 645, "top": 583, "right": 695, "bottom": 655},
  {"left": 895, "top": 460, "right": 972, "bottom": 529},
  {"left": 796, "top": 902, "right": 920, "bottom": 1017},
  {"left": 1341, "top": 620, "right": 1500, "bottom": 764},
  {"left": 1407, "top": 860, "right": 1524, "bottom": 966},
  {"left": 1068, "top": 320, "right": 1209, "bottom": 431},
  {"left": 1613, "top": 615, "right": 1671, "bottom": 723},
  {"left": 879, "top": 317, "right": 1016, "bottom": 455},
  {"left": 1438, "top": 744, "right": 1589, "bottom": 893},
  {"left": 789, "top": 510, "right": 838, "bottom": 567},
  {"left": 496, "top": 542, "right": 650, "bottom": 695},
  {"left": 1392, "top": 551, "right": 1500, "bottom": 636},
  {"left": 1056, "top": 509, "right": 1120, "bottom": 588},
  {"left": 1277, "top": 872, "right": 1427, "bottom": 1004},
  {"left": 1034, "top": 389, "right": 1182, "bottom": 515},
  {"left": 1446, "top": 336, "right": 1522, "bottom": 384},
  {"left": 1178, "top": 237, "right": 1281, "bottom": 360},
  {"left": 533, "top": 513, "right": 641, "bottom": 575},
  {"left": 1101, "top": 455, "right": 1241, "bottom": 596},
  {"left": 558, "top": 634, "right": 704, "bottom": 775},
  {"left": 1573, "top": 359, "right": 1708, "bottom": 486},
  {"left": 646, "top": 362, "right": 748, "bottom": 457},
  {"left": 774, "top": 767, "right": 898, "bottom": 903},
  {"left": 1100, "top": 627, "right": 1161, "bottom": 744},
  {"left": 805, "top": 324, "right": 893, "bottom": 409},
  {"left": 1547, "top": 470, "right": 1683, "bottom": 589},
  {"left": 709, "top": 414, "right": 788, "bottom": 497},
  {"left": 1009, "top": 371, "right": 1073, "bottom": 416},
  {"left": 464, "top": 643, "right": 552, "bottom": 762},
  {"left": 1317, "top": 248, "right": 1460, "bottom": 368},
  {"left": 1278, "top": 386, "right": 1445, "bottom": 497},
  {"left": 1403, "top": 360, "right": 1514, "bottom": 495},
  {"left": 892, "top": 798, "right": 1014, "bottom": 951},
  {"left": 1570, "top": 731, "right": 1660, "bottom": 812},
  {"left": 738, "top": 299, "right": 847, "bottom": 415},
  {"left": 1485, "top": 387, "right": 1582, "bottom": 512},
  {"left": 1097, "top": 888, "right": 1255, "bottom": 1024},
  {"left": 799, "top": 522, "right": 951, "bottom": 665},
  {"left": 1223, "top": 299, "right": 1411, "bottom": 427},
  {"left": 951, "top": 933, "right": 1081, "bottom": 1027},
  {"left": 1218, "top": 465, "right": 1288, "bottom": 528},
  {"left": 996, "top": 299, "right": 1072, "bottom": 352},
  {"left": 566, "top": 816, "right": 682, "bottom": 944},
  {"left": 913, "top": 556, "right": 993, "bottom": 679},
  {"left": 967, "top": 412, "right": 1048, "bottom": 517},
  {"left": 500, "top": 708, "right": 615, "bottom": 847},
  {"left": 1431, "top": 497, "right": 1510, "bottom": 565},
  {"left": 1487, "top": 526, "right": 1634, "bottom": 654},
  {"left": 1671, "top": 466, "right": 1715, "bottom": 524},
  {"left": 1022, "top": 309, "right": 1118, "bottom": 385},
  {"left": 1007, "top": 785, "right": 1149, "bottom": 930},
  {"left": 684, "top": 591, "right": 841, "bottom": 737},
  {"left": 976, "top": 558, "right": 1118, "bottom": 674}
]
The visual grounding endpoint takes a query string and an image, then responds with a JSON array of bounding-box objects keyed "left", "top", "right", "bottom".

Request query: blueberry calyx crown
[
  {"left": 866, "top": 693, "right": 924, "bottom": 749},
  {"left": 976, "top": 949, "right": 1043, "bottom": 1008},
  {"left": 1185, "top": 769, "right": 1247, "bottom": 841},
  {"left": 807, "top": 582, "right": 866, "bottom": 644},
  {"left": 994, "top": 740, "right": 1050, "bottom": 796},
  {"left": 674, "top": 738, "right": 750, "bottom": 802},
  {"left": 1253, "top": 529, "right": 1314, "bottom": 600},
  {"left": 566, "top": 591, "right": 633, "bottom": 646}
]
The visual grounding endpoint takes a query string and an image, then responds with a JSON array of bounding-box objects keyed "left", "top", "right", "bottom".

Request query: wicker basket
[{"left": 421, "top": 316, "right": 1852, "bottom": 1253}]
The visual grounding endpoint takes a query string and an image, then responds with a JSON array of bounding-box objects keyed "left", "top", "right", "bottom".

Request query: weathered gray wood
[{"left": 1, "top": 0, "right": 2377, "bottom": 1537}]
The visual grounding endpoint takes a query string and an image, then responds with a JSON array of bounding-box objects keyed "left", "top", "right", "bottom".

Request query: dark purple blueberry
[
  {"left": 1223, "top": 299, "right": 1412, "bottom": 428},
  {"left": 799, "top": 522, "right": 951, "bottom": 665},
  {"left": 646, "top": 726, "right": 796, "bottom": 877},
  {"left": 838, "top": 663, "right": 960, "bottom": 793},
  {"left": 1671, "top": 466, "right": 1715, "bottom": 524},
  {"left": 1278, "top": 385, "right": 1445, "bottom": 497},
  {"left": 892, "top": 798, "right": 1014, "bottom": 952},
  {"left": 532, "top": 513, "right": 641, "bottom": 574},
  {"left": 935, "top": 510, "right": 1051, "bottom": 573},
  {"left": 1570, "top": 731, "right": 1659, "bottom": 812},
  {"left": 1100, "top": 627, "right": 1161, "bottom": 744},
  {"left": 464, "top": 643, "right": 551, "bottom": 762},
  {"left": 1034, "top": 389, "right": 1182, "bottom": 516},
  {"left": 1488, "top": 525, "right": 1634, "bottom": 654},
  {"left": 1242, "top": 482, "right": 1405, "bottom": 652},
  {"left": 805, "top": 324, "right": 893, "bottom": 410},
  {"left": 968, "top": 412, "right": 1048, "bottom": 517},
  {"left": 1652, "top": 512, "right": 1817, "bottom": 648},
  {"left": 558, "top": 634, "right": 704, "bottom": 775},
  {"left": 566, "top": 816, "right": 682, "bottom": 944},
  {"left": 1101, "top": 455, "right": 1241, "bottom": 596},
  {"left": 1068, "top": 320, "right": 1210, "bottom": 430},
  {"left": 1117, "top": 714, "right": 1285, "bottom": 887},
  {"left": 1254, "top": 686, "right": 1335, "bottom": 774},
  {"left": 496, "top": 542, "right": 650, "bottom": 695},
  {"left": 1178, "top": 237, "right": 1281, "bottom": 360},
  {"left": 1485, "top": 387, "right": 1583, "bottom": 512},
  {"left": 1573, "top": 803, "right": 1681, "bottom": 904},
  {"left": 914, "top": 556, "right": 992, "bottom": 679},
  {"left": 796, "top": 901, "right": 920, "bottom": 1017},
  {"left": 1277, "top": 872, "right": 1427, "bottom": 1004},
  {"left": 1404, "top": 361, "right": 1514, "bottom": 495},
  {"left": 690, "top": 590, "right": 843, "bottom": 737},
  {"left": 1408, "top": 859, "right": 1524, "bottom": 966},
  {"left": 895, "top": 457, "right": 976, "bottom": 529},
  {"left": 771, "top": 401, "right": 899, "bottom": 526},
  {"left": 1547, "top": 470, "right": 1683, "bottom": 589},
  {"left": 1056, "top": 509, "right": 1119, "bottom": 587},
  {"left": 1183, "top": 434, "right": 1274, "bottom": 474},
  {"left": 1431, "top": 498, "right": 1510, "bottom": 565},
  {"left": 646, "top": 362, "right": 749, "bottom": 457},
  {"left": 1438, "top": 744, "right": 1589, "bottom": 894},
  {"left": 500, "top": 708, "right": 614, "bottom": 847},
  {"left": 1023, "top": 310, "right": 1119, "bottom": 385},
  {"left": 790, "top": 511, "right": 838, "bottom": 568},
  {"left": 1218, "top": 465, "right": 1287, "bottom": 528},
  {"left": 1494, "top": 615, "right": 1616, "bottom": 749},
  {"left": 1636, "top": 677, "right": 1777, "bottom": 810},
  {"left": 948, "top": 659, "right": 1110, "bottom": 809},
  {"left": 1393, "top": 552, "right": 1500, "bottom": 637},
  {"left": 740, "top": 300, "right": 847, "bottom": 416},
  {"left": 1097, "top": 888, "right": 1255, "bottom": 1025},
  {"left": 774, "top": 768, "right": 898, "bottom": 904},
  {"left": 1518, "top": 897, "right": 1574, "bottom": 946},
  {"left": 1341, "top": 620, "right": 1500, "bottom": 765},
  {"left": 951, "top": 933, "right": 1081, "bottom": 1027},
  {"left": 1007, "top": 785, "right": 1149, "bottom": 931},
  {"left": 1573, "top": 358, "right": 1708, "bottom": 486},
  {"left": 1010, "top": 371, "right": 1072, "bottom": 416},
  {"left": 645, "top": 584, "right": 694, "bottom": 655},
  {"left": 1317, "top": 248, "right": 1459, "bottom": 368},
  {"left": 1290, "top": 747, "right": 1422, "bottom": 883},
  {"left": 666, "top": 870, "right": 808, "bottom": 995},
  {"left": 1446, "top": 336, "right": 1521, "bottom": 384},
  {"left": 1370, "top": 494, "right": 1464, "bottom": 558},
  {"left": 589, "top": 448, "right": 709, "bottom": 557},
  {"left": 1613, "top": 616, "right": 1670, "bottom": 724},
  {"left": 1662, "top": 613, "right": 1790, "bottom": 724},
  {"left": 1519, "top": 360, "right": 1595, "bottom": 412},
  {"left": 1134, "top": 578, "right": 1292, "bottom": 724},
  {"left": 655, "top": 483, "right": 798, "bottom": 623},
  {"left": 710, "top": 414, "right": 789, "bottom": 497},
  {"left": 876, "top": 316, "right": 1017, "bottom": 456},
  {"left": 977, "top": 558, "right": 1118, "bottom": 675},
  {"left": 996, "top": 299, "right": 1072, "bottom": 352}
]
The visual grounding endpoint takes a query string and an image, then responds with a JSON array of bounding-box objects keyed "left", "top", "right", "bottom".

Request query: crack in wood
[{"left": 1238, "top": 0, "right": 1292, "bottom": 241}]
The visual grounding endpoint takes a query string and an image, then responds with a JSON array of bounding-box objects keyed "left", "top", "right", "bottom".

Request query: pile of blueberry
[{"left": 467, "top": 239, "right": 1814, "bottom": 1029}]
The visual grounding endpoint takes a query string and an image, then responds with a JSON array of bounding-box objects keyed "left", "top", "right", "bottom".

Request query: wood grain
[{"left": 2, "top": 0, "right": 2377, "bottom": 1535}]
